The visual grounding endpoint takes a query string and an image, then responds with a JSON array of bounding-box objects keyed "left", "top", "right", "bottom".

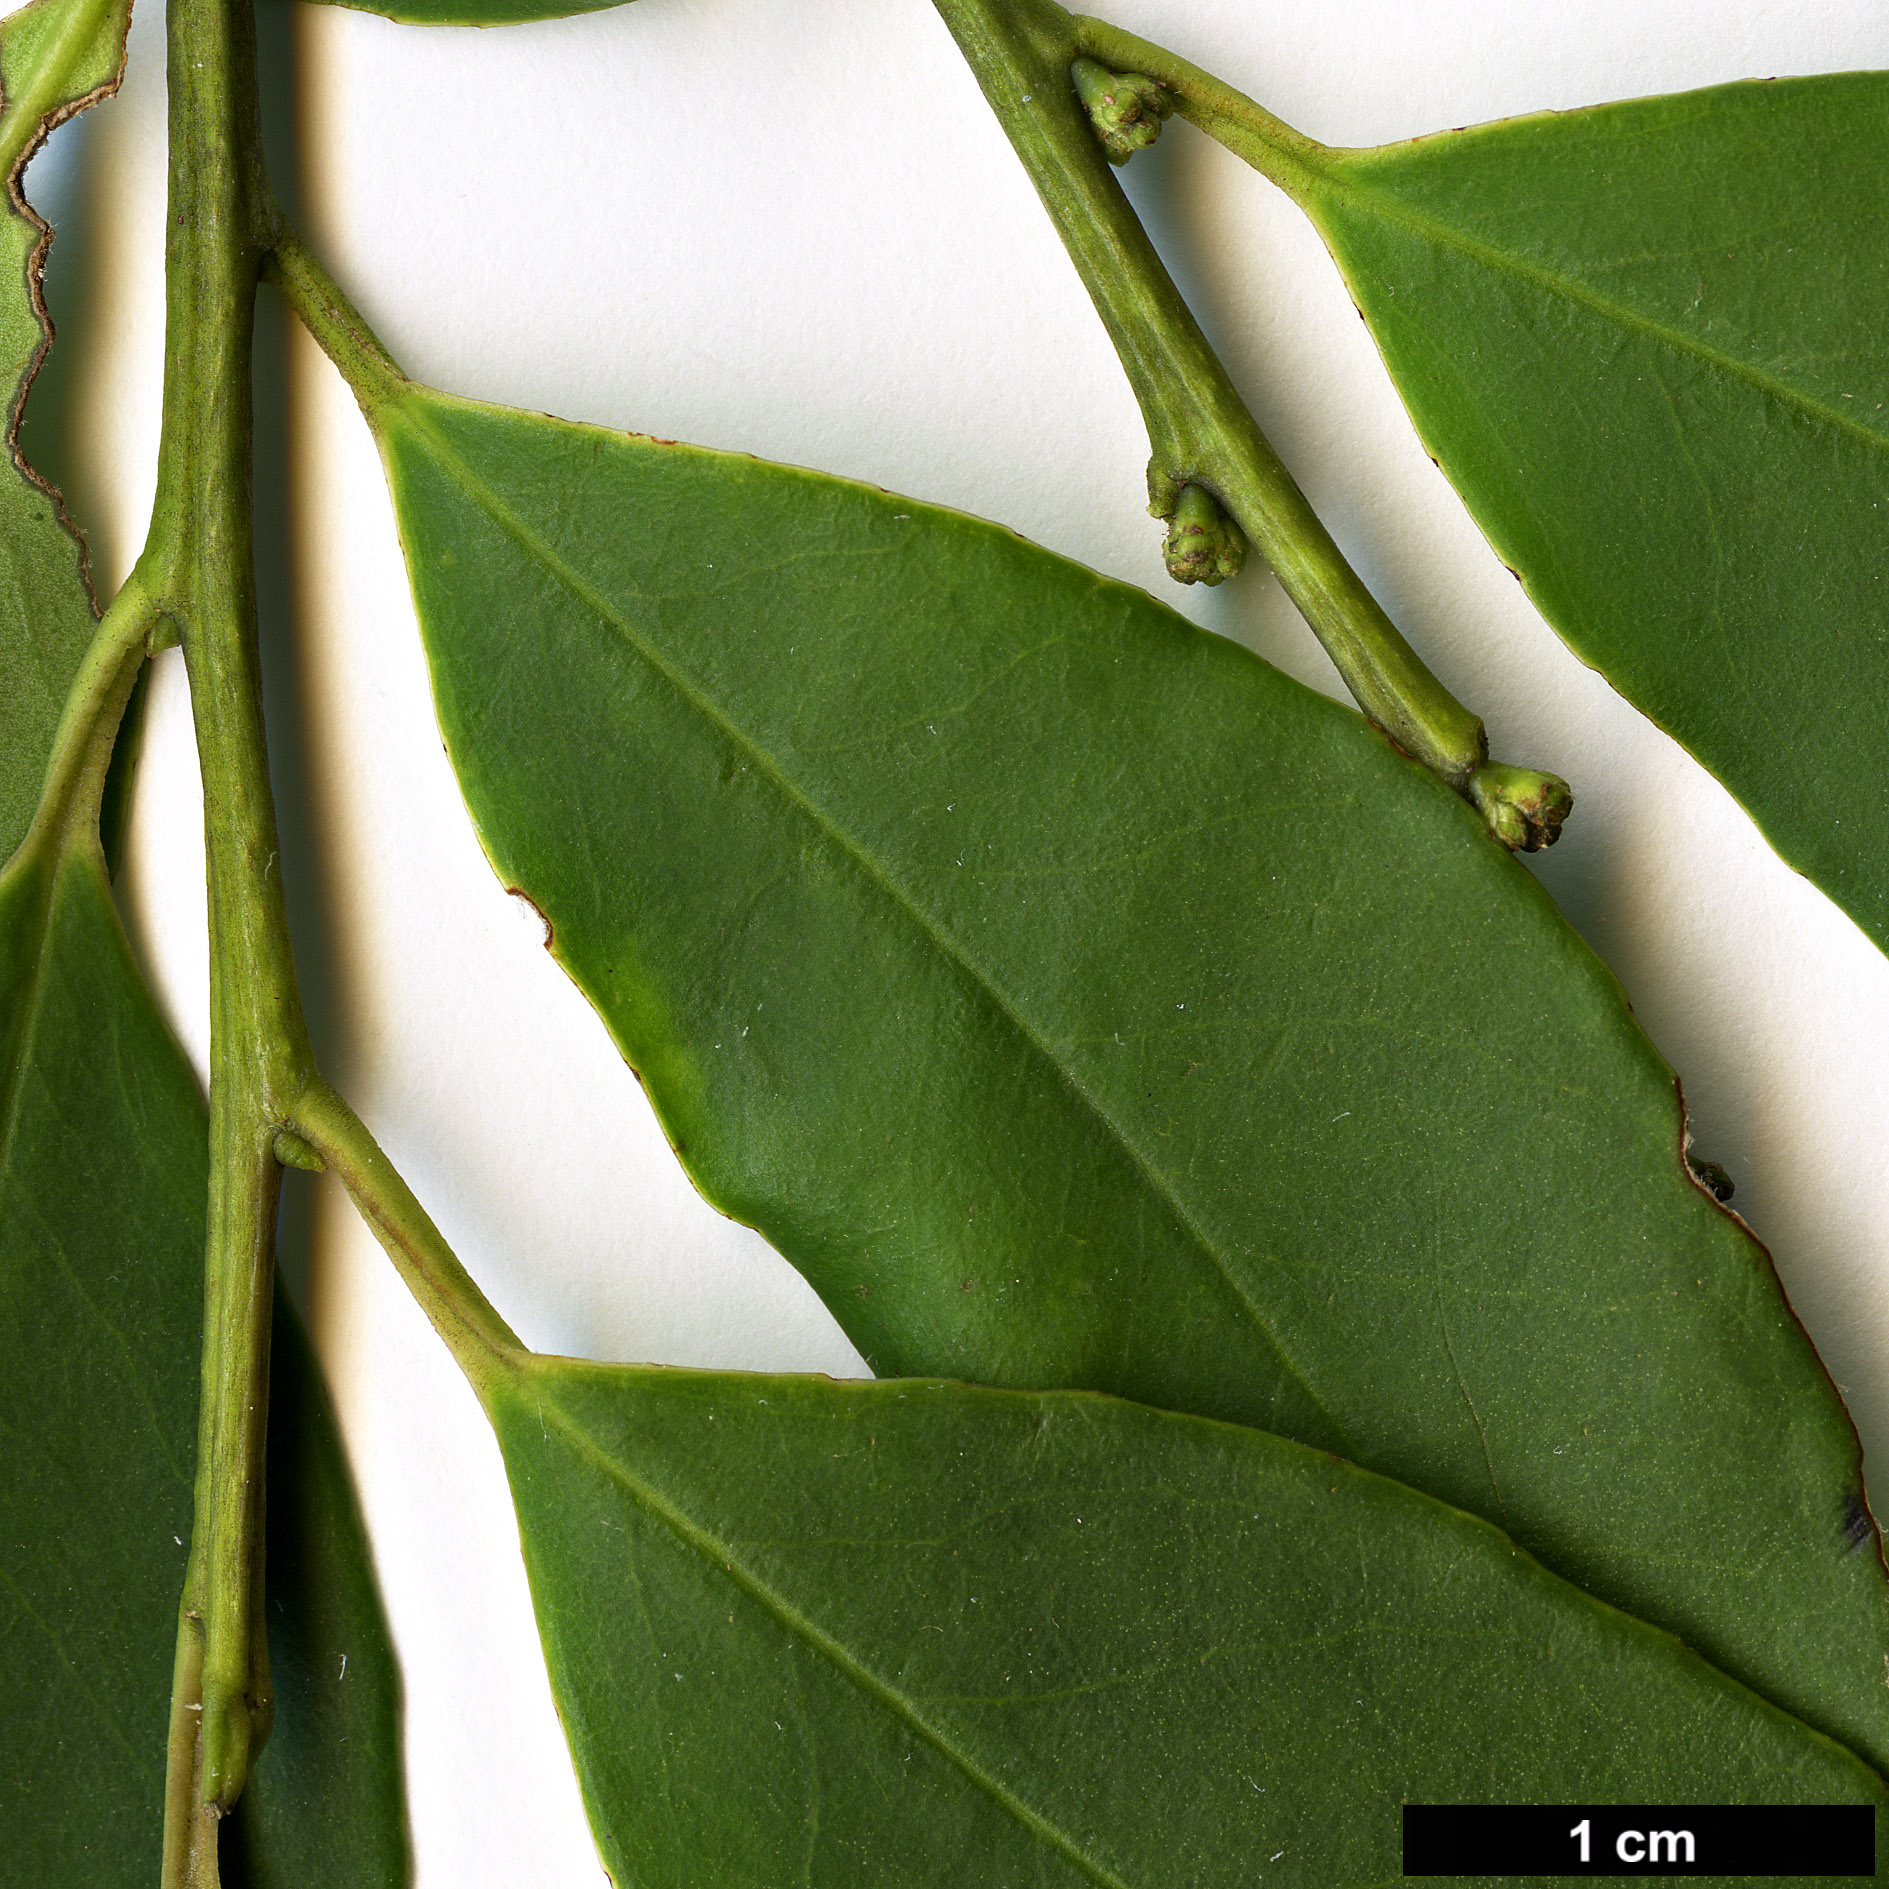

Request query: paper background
[{"left": 25, "top": 0, "right": 1889, "bottom": 1877}]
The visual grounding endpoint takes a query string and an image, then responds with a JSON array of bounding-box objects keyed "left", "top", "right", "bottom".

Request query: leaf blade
[
  {"left": 490, "top": 1354, "right": 1889, "bottom": 1888},
  {"left": 230, "top": 1288, "right": 412, "bottom": 1889},
  {"left": 0, "top": 0, "right": 128, "bottom": 862},
  {"left": 0, "top": 845, "right": 198, "bottom": 1877},
  {"left": 0, "top": 838, "right": 410, "bottom": 1885},
  {"left": 300, "top": 0, "right": 630, "bottom": 26},
  {"left": 368, "top": 381, "right": 1889, "bottom": 1767},
  {"left": 1290, "top": 72, "right": 1889, "bottom": 952}
]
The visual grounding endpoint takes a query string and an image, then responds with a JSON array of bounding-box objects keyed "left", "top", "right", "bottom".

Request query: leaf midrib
[
  {"left": 525, "top": 1368, "right": 1889, "bottom": 1878},
  {"left": 526, "top": 1372, "right": 1135, "bottom": 1889},
  {"left": 1311, "top": 149, "right": 1889, "bottom": 459},
  {"left": 0, "top": 850, "right": 60, "bottom": 1245},
  {"left": 392, "top": 397, "right": 1354, "bottom": 1453},
  {"left": 0, "top": 852, "right": 196, "bottom": 1488},
  {"left": 0, "top": 849, "right": 187, "bottom": 1770},
  {"left": 0, "top": 0, "right": 121, "bottom": 170}
]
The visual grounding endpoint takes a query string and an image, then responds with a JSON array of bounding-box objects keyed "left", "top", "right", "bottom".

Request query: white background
[{"left": 25, "top": 0, "right": 1889, "bottom": 1878}]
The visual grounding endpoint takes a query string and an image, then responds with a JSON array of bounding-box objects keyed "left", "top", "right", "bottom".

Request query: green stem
[
  {"left": 153, "top": 0, "right": 309, "bottom": 1864},
  {"left": 290, "top": 1081, "right": 524, "bottom": 1398},
  {"left": 210, "top": 229, "right": 535, "bottom": 1392},
  {"left": 160, "top": 1613, "right": 214, "bottom": 1889},
  {"left": 11, "top": 562, "right": 157, "bottom": 865},
  {"left": 159, "top": 203, "right": 521, "bottom": 1867},
  {"left": 931, "top": 0, "right": 1570, "bottom": 848},
  {"left": 125, "top": 25, "right": 526, "bottom": 1873}
]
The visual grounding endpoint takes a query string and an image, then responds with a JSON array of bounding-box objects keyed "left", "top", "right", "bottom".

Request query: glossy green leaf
[
  {"left": 0, "top": 834, "right": 409, "bottom": 1884},
  {"left": 368, "top": 381, "right": 1889, "bottom": 1765},
  {"left": 484, "top": 1352, "right": 1889, "bottom": 1886},
  {"left": 1264, "top": 74, "right": 1889, "bottom": 953},
  {"left": 0, "top": 0, "right": 127, "bottom": 861}
]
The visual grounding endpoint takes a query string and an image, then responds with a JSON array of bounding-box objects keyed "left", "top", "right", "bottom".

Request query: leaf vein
[
  {"left": 1323, "top": 164, "right": 1889, "bottom": 457},
  {"left": 397, "top": 403, "right": 1354, "bottom": 1453},
  {"left": 535, "top": 1379, "right": 1136, "bottom": 1889}
]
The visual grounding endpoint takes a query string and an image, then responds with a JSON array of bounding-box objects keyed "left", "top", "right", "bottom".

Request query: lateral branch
[{"left": 932, "top": 0, "right": 1571, "bottom": 850}]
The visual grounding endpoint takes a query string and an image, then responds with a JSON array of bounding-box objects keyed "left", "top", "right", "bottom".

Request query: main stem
[
  {"left": 931, "top": 0, "right": 1569, "bottom": 849},
  {"left": 153, "top": 0, "right": 310, "bottom": 1871}
]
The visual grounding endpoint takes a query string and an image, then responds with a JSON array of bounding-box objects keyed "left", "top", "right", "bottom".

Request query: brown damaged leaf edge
[
  {"left": 1671, "top": 1069, "right": 1887, "bottom": 1573},
  {"left": 3, "top": 1, "right": 134, "bottom": 612},
  {"left": 506, "top": 884, "right": 554, "bottom": 950}
]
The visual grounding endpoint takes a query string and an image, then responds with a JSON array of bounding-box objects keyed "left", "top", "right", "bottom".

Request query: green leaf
[
  {"left": 1264, "top": 73, "right": 1889, "bottom": 955},
  {"left": 303, "top": 0, "right": 629, "bottom": 27},
  {"left": 365, "top": 382, "right": 1889, "bottom": 1767},
  {"left": 0, "top": 0, "right": 129, "bottom": 862},
  {"left": 229, "top": 1287, "right": 411, "bottom": 1889},
  {"left": 484, "top": 1352, "right": 1889, "bottom": 1886},
  {"left": 0, "top": 835, "right": 409, "bottom": 1885},
  {"left": 0, "top": 840, "right": 198, "bottom": 1879}
]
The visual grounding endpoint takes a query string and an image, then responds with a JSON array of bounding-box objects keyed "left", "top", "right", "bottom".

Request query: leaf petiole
[
  {"left": 262, "top": 217, "right": 409, "bottom": 417},
  {"left": 10, "top": 558, "right": 158, "bottom": 866},
  {"left": 1068, "top": 13, "right": 1333, "bottom": 200},
  {"left": 288, "top": 1080, "right": 524, "bottom": 1395}
]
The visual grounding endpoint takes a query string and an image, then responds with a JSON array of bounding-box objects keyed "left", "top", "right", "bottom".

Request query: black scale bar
[{"left": 1403, "top": 1805, "right": 1876, "bottom": 1877}]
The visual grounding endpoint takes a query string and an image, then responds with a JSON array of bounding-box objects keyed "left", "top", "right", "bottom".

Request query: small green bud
[
  {"left": 1159, "top": 483, "right": 1247, "bottom": 586},
  {"left": 1466, "top": 762, "right": 1573, "bottom": 852},
  {"left": 273, "top": 1128, "right": 325, "bottom": 1172},
  {"left": 1071, "top": 56, "right": 1173, "bottom": 166}
]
